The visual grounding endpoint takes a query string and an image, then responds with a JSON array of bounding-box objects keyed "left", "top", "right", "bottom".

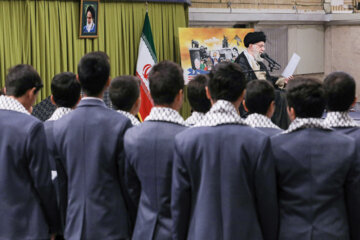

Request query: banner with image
[{"left": 179, "top": 28, "right": 254, "bottom": 84}]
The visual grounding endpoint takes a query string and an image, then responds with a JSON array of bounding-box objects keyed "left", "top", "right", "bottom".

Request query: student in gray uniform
[
  {"left": 0, "top": 64, "right": 60, "bottom": 240},
  {"left": 52, "top": 52, "right": 134, "bottom": 240},
  {"left": 185, "top": 74, "right": 211, "bottom": 126},
  {"left": 272, "top": 77, "right": 358, "bottom": 240},
  {"left": 172, "top": 62, "right": 278, "bottom": 240},
  {"left": 323, "top": 71, "right": 360, "bottom": 239},
  {"left": 109, "top": 75, "right": 141, "bottom": 126},
  {"left": 124, "top": 61, "right": 187, "bottom": 240},
  {"left": 44, "top": 72, "right": 81, "bottom": 238}
]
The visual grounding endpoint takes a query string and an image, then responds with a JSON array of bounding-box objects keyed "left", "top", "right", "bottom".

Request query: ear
[
  {"left": 287, "top": 107, "right": 296, "bottom": 121},
  {"left": 50, "top": 95, "right": 56, "bottom": 106},
  {"left": 105, "top": 77, "right": 111, "bottom": 87},
  {"left": 242, "top": 99, "right": 249, "bottom": 112},
  {"left": 76, "top": 74, "right": 80, "bottom": 82},
  {"left": 3, "top": 87, "right": 6, "bottom": 95},
  {"left": 27, "top": 87, "right": 37, "bottom": 99},
  {"left": 173, "top": 89, "right": 184, "bottom": 112},
  {"left": 205, "top": 86, "right": 214, "bottom": 105},
  {"left": 351, "top": 97, "right": 357, "bottom": 109},
  {"left": 266, "top": 101, "right": 276, "bottom": 118},
  {"left": 177, "top": 89, "right": 184, "bottom": 104},
  {"left": 131, "top": 95, "right": 142, "bottom": 115}
]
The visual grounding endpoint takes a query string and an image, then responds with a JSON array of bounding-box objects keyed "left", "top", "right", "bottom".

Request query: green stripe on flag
[{"left": 142, "top": 12, "right": 157, "bottom": 62}]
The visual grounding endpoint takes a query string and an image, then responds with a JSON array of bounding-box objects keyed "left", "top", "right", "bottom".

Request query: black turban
[{"left": 244, "top": 31, "right": 266, "bottom": 48}]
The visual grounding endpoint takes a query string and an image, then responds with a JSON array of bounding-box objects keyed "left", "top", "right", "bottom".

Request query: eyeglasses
[{"left": 254, "top": 42, "right": 265, "bottom": 49}]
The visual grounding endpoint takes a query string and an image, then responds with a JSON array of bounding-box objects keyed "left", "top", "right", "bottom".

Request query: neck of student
[{"left": 154, "top": 104, "right": 179, "bottom": 112}]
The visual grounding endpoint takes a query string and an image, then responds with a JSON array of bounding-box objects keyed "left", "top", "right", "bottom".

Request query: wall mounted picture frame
[{"left": 79, "top": 0, "right": 99, "bottom": 38}]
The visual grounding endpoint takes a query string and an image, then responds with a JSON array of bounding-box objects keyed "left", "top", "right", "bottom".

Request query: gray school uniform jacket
[
  {"left": 53, "top": 98, "right": 134, "bottom": 240},
  {"left": 0, "top": 96, "right": 60, "bottom": 240},
  {"left": 124, "top": 107, "right": 187, "bottom": 240},
  {"left": 172, "top": 100, "right": 278, "bottom": 240},
  {"left": 272, "top": 118, "right": 358, "bottom": 240}
]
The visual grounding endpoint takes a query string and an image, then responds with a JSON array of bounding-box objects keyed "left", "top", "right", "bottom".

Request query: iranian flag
[{"left": 136, "top": 12, "right": 157, "bottom": 121}]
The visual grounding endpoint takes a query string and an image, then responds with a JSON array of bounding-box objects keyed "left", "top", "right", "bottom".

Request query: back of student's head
[
  {"left": 245, "top": 80, "right": 275, "bottom": 115},
  {"left": 323, "top": 71, "right": 356, "bottom": 112},
  {"left": 286, "top": 77, "right": 325, "bottom": 118},
  {"left": 109, "top": 75, "right": 140, "bottom": 111},
  {"left": 208, "top": 62, "right": 247, "bottom": 102},
  {"left": 78, "top": 51, "right": 110, "bottom": 96},
  {"left": 51, "top": 72, "right": 81, "bottom": 108},
  {"left": 149, "top": 60, "right": 184, "bottom": 105},
  {"left": 187, "top": 74, "right": 211, "bottom": 113},
  {"left": 5, "top": 64, "right": 42, "bottom": 97}
]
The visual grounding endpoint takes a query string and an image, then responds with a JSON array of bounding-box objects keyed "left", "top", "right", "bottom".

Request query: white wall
[{"left": 288, "top": 25, "right": 325, "bottom": 75}]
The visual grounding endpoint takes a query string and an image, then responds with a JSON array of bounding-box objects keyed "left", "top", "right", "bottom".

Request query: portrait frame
[{"left": 79, "top": 0, "right": 99, "bottom": 39}]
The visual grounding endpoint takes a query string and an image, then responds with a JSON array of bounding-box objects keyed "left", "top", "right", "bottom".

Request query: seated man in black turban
[{"left": 235, "top": 31, "right": 290, "bottom": 129}]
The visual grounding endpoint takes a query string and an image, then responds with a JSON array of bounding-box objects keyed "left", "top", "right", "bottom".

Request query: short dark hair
[
  {"left": 187, "top": 74, "right": 211, "bottom": 113},
  {"left": 51, "top": 72, "right": 81, "bottom": 108},
  {"left": 286, "top": 77, "right": 325, "bottom": 118},
  {"left": 323, "top": 71, "right": 356, "bottom": 112},
  {"left": 86, "top": 6, "right": 95, "bottom": 20},
  {"left": 245, "top": 80, "right": 275, "bottom": 115},
  {"left": 109, "top": 76, "right": 140, "bottom": 111},
  {"left": 78, "top": 51, "right": 110, "bottom": 96},
  {"left": 5, "top": 64, "right": 43, "bottom": 97},
  {"left": 208, "top": 62, "right": 247, "bottom": 102},
  {"left": 149, "top": 61, "right": 184, "bottom": 105}
]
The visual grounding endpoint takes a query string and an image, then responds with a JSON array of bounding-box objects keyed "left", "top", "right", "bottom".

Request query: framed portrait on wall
[{"left": 79, "top": 0, "right": 99, "bottom": 38}]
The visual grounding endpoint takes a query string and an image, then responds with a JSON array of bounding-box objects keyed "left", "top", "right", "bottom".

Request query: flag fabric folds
[{"left": 136, "top": 12, "right": 157, "bottom": 121}]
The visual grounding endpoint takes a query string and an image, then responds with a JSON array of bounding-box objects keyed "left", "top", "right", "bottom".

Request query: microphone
[{"left": 260, "top": 53, "right": 281, "bottom": 67}]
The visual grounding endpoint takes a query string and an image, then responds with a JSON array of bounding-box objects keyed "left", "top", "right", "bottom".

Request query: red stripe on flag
[{"left": 136, "top": 71, "right": 153, "bottom": 120}]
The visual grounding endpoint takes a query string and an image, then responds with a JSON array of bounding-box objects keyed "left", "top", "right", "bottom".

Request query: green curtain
[{"left": 0, "top": 0, "right": 191, "bottom": 118}]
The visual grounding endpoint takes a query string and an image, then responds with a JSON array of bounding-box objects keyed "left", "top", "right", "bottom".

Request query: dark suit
[
  {"left": 271, "top": 128, "right": 357, "bottom": 240},
  {"left": 331, "top": 127, "right": 360, "bottom": 240},
  {"left": 235, "top": 51, "right": 277, "bottom": 85},
  {"left": 172, "top": 125, "right": 278, "bottom": 240},
  {"left": 53, "top": 99, "right": 133, "bottom": 240},
  {"left": 235, "top": 52, "right": 290, "bottom": 129},
  {"left": 125, "top": 121, "right": 186, "bottom": 240},
  {"left": 0, "top": 110, "right": 60, "bottom": 239}
]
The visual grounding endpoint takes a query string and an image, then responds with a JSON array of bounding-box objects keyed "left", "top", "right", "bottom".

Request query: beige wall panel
[
  {"left": 325, "top": 25, "right": 360, "bottom": 97},
  {"left": 288, "top": 25, "right": 324, "bottom": 74}
]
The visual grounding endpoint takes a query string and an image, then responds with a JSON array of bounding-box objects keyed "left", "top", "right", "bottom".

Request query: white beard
[
  {"left": 86, "top": 21, "right": 94, "bottom": 32},
  {"left": 254, "top": 53, "right": 264, "bottom": 62}
]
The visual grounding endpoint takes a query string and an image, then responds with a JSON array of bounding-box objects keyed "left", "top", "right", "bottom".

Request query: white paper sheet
[{"left": 281, "top": 53, "right": 301, "bottom": 78}]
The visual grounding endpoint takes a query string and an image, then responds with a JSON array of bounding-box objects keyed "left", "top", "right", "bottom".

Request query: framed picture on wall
[{"left": 79, "top": 0, "right": 99, "bottom": 38}]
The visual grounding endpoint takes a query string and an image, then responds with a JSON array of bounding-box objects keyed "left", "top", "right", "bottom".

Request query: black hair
[
  {"left": 109, "top": 75, "right": 141, "bottom": 112},
  {"left": 86, "top": 5, "right": 96, "bottom": 20},
  {"left": 187, "top": 74, "right": 211, "bottom": 113},
  {"left": 286, "top": 77, "right": 325, "bottom": 118},
  {"left": 5, "top": 64, "right": 43, "bottom": 97},
  {"left": 51, "top": 72, "right": 81, "bottom": 108},
  {"left": 244, "top": 31, "right": 266, "bottom": 48},
  {"left": 149, "top": 61, "right": 184, "bottom": 105},
  {"left": 245, "top": 80, "right": 275, "bottom": 115},
  {"left": 323, "top": 71, "right": 356, "bottom": 112},
  {"left": 208, "top": 62, "right": 247, "bottom": 102},
  {"left": 78, "top": 51, "right": 110, "bottom": 96}
]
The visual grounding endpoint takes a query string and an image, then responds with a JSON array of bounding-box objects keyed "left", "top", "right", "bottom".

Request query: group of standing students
[{"left": 0, "top": 51, "right": 359, "bottom": 240}]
